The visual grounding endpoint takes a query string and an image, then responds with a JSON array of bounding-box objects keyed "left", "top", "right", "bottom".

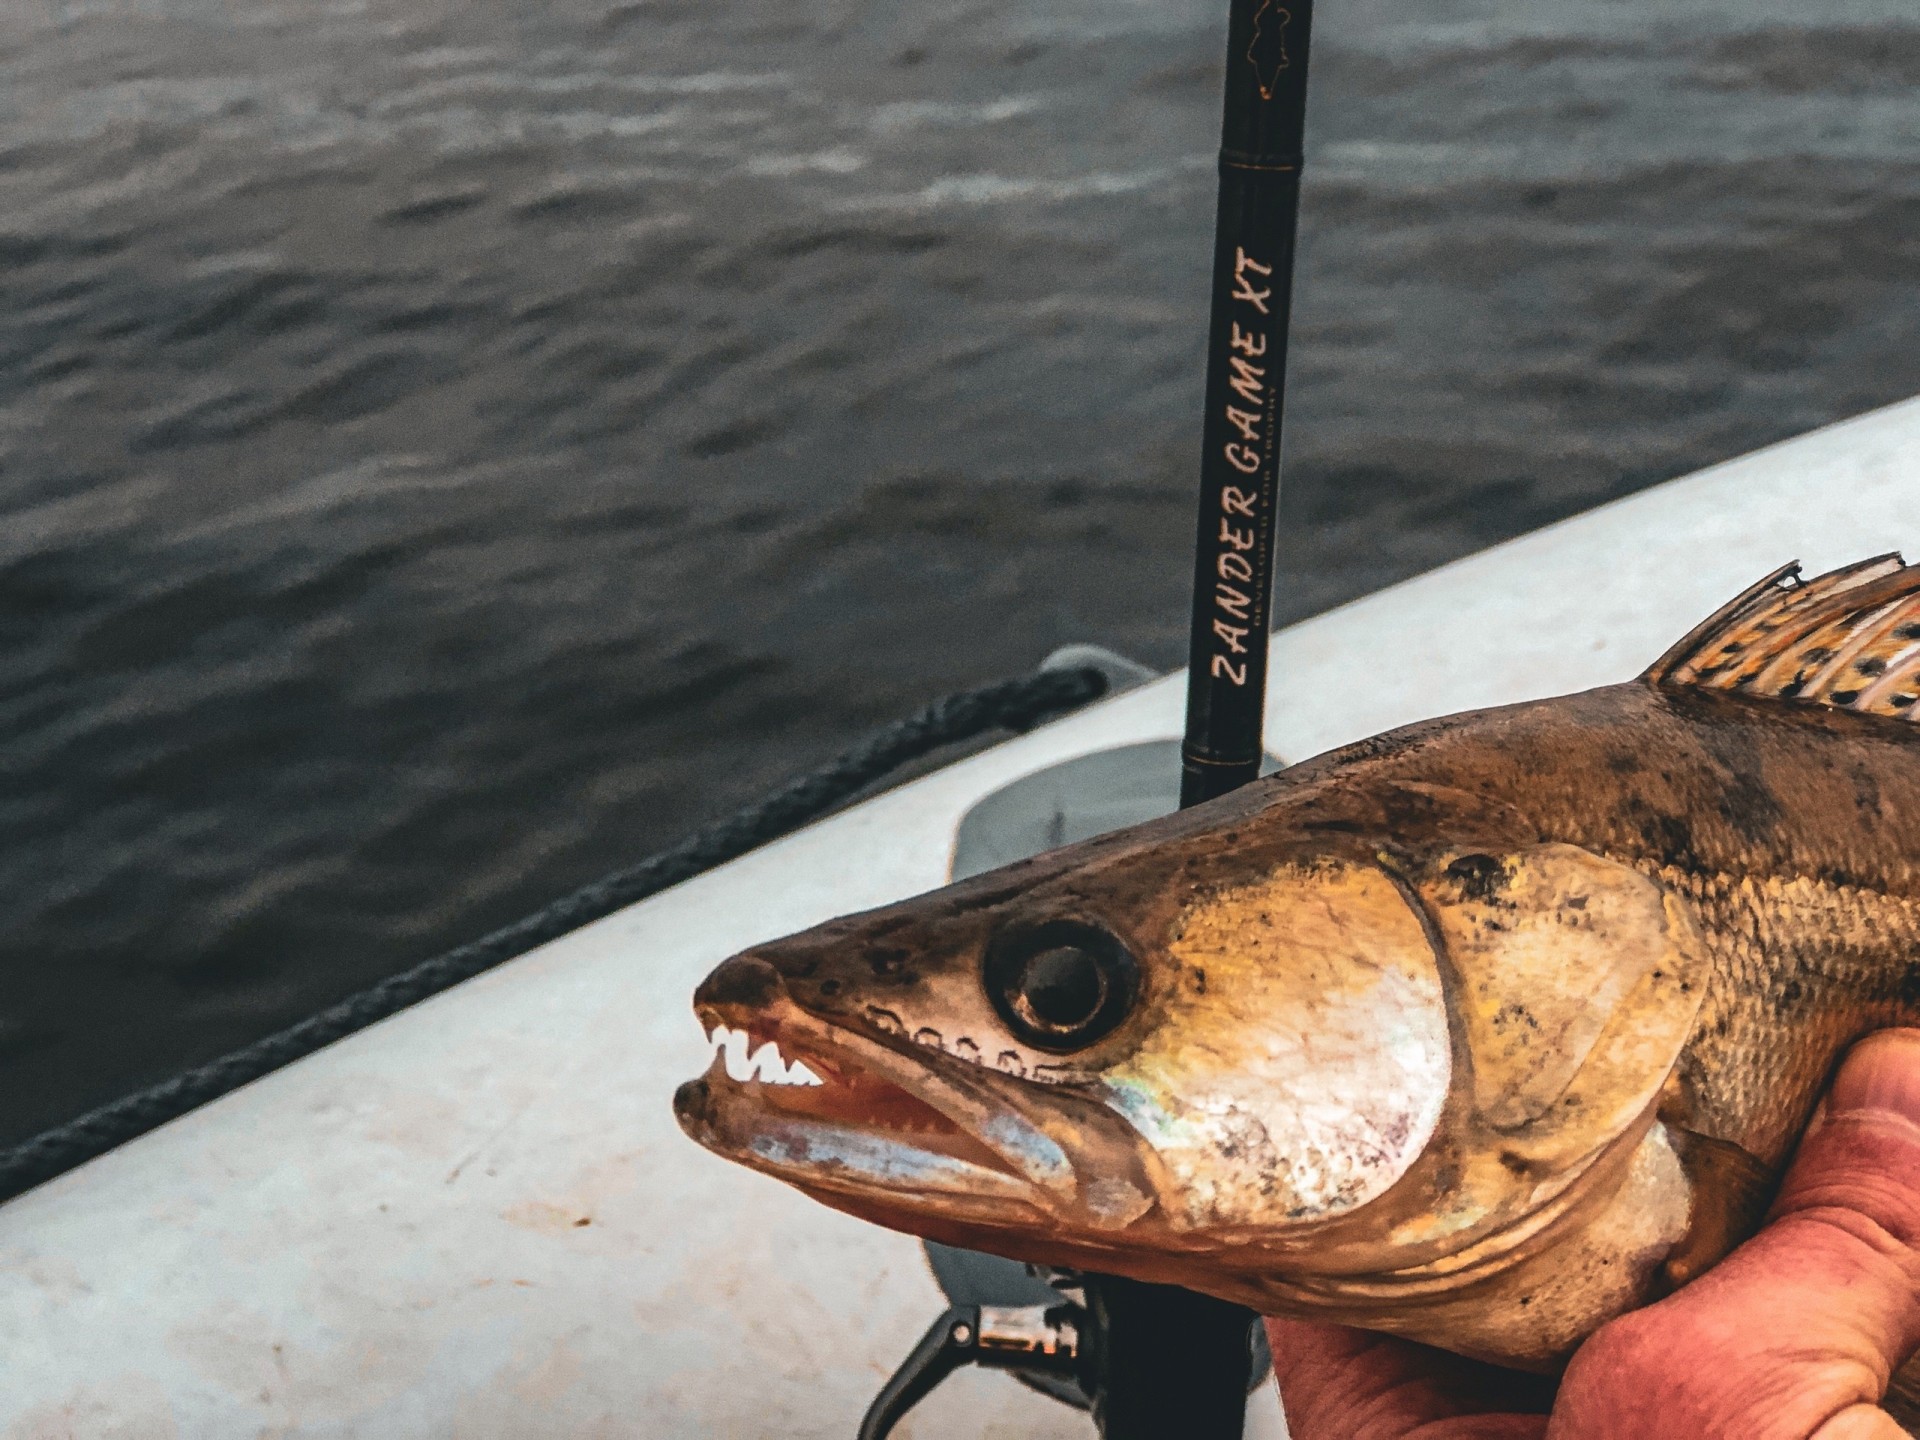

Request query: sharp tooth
[
  {"left": 704, "top": 1026, "right": 822, "bottom": 1087},
  {"left": 746, "top": 1040, "right": 789, "bottom": 1083},
  {"left": 712, "top": 1026, "right": 756, "bottom": 1082}
]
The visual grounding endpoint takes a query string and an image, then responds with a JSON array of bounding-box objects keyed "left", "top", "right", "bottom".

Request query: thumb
[{"left": 1552, "top": 1028, "right": 1920, "bottom": 1440}]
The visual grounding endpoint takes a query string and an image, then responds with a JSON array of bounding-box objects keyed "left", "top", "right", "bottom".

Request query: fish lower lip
[{"left": 673, "top": 1070, "right": 1041, "bottom": 1212}]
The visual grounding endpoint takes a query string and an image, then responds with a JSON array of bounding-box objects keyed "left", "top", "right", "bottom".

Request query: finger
[
  {"left": 1552, "top": 1028, "right": 1920, "bottom": 1440},
  {"left": 1266, "top": 1317, "right": 1551, "bottom": 1440},
  {"left": 1810, "top": 1404, "right": 1909, "bottom": 1440}
]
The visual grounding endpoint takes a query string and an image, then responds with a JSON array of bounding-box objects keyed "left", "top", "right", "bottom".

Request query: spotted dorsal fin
[{"left": 1648, "top": 554, "right": 1920, "bottom": 717}]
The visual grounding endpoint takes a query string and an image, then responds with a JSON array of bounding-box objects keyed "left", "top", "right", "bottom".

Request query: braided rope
[{"left": 0, "top": 665, "right": 1108, "bottom": 1201}]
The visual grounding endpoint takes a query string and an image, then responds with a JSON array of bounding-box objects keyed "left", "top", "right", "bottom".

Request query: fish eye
[{"left": 983, "top": 920, "right": 1138, "bottom": 1053}]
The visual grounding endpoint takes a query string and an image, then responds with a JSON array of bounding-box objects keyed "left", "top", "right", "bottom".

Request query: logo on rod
[
  {"left": 1208, "top": 246, "right": 1275, "bottom": 689},
  {"left": 1247, "top": 1, "right": 1293, "bottom": 101}
]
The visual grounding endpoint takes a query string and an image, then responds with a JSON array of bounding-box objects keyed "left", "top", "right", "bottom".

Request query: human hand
[{"left": 1266, "top": 1028, "right": 1920, "bottom": 1439}]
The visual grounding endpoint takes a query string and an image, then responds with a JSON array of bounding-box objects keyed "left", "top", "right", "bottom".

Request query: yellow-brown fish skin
[{"left": 676, "top": 563, "right": 1920, "bottom": 1372}]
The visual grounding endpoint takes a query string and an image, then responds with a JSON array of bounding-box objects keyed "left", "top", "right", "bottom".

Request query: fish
[{"left": 674, "top": 555, "right": 1920, "bottom": 1373}]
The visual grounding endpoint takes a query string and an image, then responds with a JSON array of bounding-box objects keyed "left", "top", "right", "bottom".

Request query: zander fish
[{"left": 675, "top": 556, "right": 1920, "bottom": 1371}]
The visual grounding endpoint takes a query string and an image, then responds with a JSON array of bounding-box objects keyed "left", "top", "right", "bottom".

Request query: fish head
[
  {"left": 673, "top": 799, "right": 1468, "bottom": 1284},
  {"left": 676, "top": 706, "right": 1717, "bottom": 1358}
]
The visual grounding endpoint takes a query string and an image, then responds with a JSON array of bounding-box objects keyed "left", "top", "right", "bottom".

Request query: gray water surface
[{"left": 2, "top": 0, "right": 1917, "bottom": 1147}]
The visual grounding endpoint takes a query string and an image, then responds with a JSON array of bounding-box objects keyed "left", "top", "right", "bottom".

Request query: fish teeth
[{"left": 705, "top": 1024, "right": 824, "bottom": 1087}]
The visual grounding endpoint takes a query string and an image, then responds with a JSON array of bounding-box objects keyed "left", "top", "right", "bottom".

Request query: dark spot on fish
[
  {"left": 1849, "top": 765, "right": 1882, "bottom": 820},
  {"left": 867, "top": 946, "right": 912, "bottom": 977},
  {"left": 1857, "top": 657, "right": 1887, "bottom": 676},
  {"left": 1779, "top": 980, "right": 1804, "bottom": 1006},
  {"left": 819, "top": 979, "right": 841, "bottom": 996},
  {"left": 1805, "top": 648, "right": 1834, "bottom": 664},
  {"left": 1519, "top": 1296, "right": 1533, "bottom": 1307},
  {"left": 1643, "top": 814, "right": 1694, "bottom": 869},
  {"left": 1708, "top": 759, "right": 1785, "bottom": 848},
  {"left": 1193, "top": 968, "right": 1208, "bottom": 995},
  {"left": 1304, "top": 818, "right": 1367, "bottom": 835},
  {"left": 1445, "top": 854, "right": 1506, "bottom": 902},
  {"left": 1900, "top": 963, "right": 1920, "bottom": 1009},
  {"left": 1831, "top": 690, "right": 1860, "bottom": 706},
  {"left": 1779, "top": 678, "right": 1805, "bottom": 698},
  {"left": 1383, "top": 783, "right": 1469, "bottom": 831},
  {"left": 1899, "top": 624, "right": 1920, "bottom": 641},
  {"left": 1896, "top": 694, "right": 1918, "bottom": 709},
  {"left": 1498, "top": 1151, "right": 1531, "bottom": 1177},
  {"left": 1492, "top": 1003, "right": 1538, "bottom": 1034}
]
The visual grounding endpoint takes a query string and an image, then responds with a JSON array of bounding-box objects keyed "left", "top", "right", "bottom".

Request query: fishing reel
[{"left": 857, "top": 1244, "right": 1269, "bottom": 1440}]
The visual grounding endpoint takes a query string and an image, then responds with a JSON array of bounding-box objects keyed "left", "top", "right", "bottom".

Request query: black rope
[{"left": 0, "top": 664, "right": 1109, "bottom": 1203}]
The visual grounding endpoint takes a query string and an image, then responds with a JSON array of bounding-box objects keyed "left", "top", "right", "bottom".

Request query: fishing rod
[
  {"left": 1067, "top": 0, "right": 1318, "bottom": 1433},
  {"left": 1180, "top": 0, "right": 1313, "bottom": 809},
  {"left": 856, "top": 1, "right": 1314, "bottom": 1436}
]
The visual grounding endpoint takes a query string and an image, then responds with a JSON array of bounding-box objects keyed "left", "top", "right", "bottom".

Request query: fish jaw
[{"left": 674, "top": 954, "right": 1164, "bottom": 1243}]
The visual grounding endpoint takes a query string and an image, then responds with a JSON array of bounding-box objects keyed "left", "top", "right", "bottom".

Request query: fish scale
[{"left": 1665, "top": 865, "right": 1920, "bottom": 1165}]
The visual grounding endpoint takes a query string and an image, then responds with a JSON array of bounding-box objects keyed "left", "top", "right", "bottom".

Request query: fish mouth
[{"left": 674, "top": 990, "right": 1082, "bottom": 1227}]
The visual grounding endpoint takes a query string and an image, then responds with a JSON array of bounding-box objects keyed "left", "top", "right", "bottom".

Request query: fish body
[{"left": 675, "top": 557, "right": 1920, "bottom": 1370}]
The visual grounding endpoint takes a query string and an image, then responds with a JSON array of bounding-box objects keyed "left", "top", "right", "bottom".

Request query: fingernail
[{"left": 1827, "top": 1029, "right": 1920, "bottom": 1125}]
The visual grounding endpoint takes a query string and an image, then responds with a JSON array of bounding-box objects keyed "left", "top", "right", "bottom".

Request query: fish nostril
[{"left": 984, "top": 920, "right": 1138, "bottom": 1053}]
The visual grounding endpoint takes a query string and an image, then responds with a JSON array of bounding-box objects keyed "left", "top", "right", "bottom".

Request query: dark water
[{"left": 2, "top": 0, "right": 1916, "bottom": 1149}]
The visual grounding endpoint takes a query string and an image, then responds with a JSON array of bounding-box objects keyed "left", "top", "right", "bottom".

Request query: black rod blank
[
  {"left": 1080, "top": 2, "right": 1322, "bottom": 1434},
  {"left": 1180, "top": 0, "right": 1315, "bottom": 808}
]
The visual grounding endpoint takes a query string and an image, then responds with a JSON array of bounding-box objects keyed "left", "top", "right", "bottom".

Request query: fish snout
[{"left": 692, "top": 950, "right": 788, "bottom": 1015}]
